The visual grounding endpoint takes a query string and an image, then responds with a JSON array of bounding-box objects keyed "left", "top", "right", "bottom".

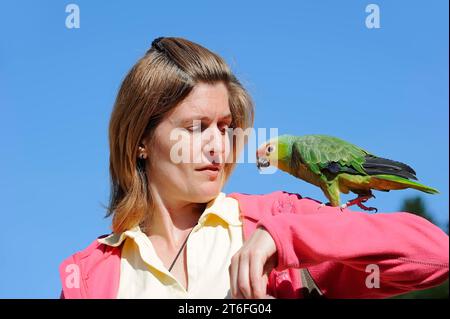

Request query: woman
[{"left": 59, "top": 37, "right": 449, "bottom": 299}]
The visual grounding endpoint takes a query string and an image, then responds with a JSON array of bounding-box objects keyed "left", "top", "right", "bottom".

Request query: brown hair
[{"left": 107, "top": 37, "right": 254, "bottom": 234}]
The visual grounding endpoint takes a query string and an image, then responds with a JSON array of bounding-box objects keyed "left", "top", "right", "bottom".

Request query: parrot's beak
[{"left": 256, "top": 157, "right": 270, "bottom": 170}]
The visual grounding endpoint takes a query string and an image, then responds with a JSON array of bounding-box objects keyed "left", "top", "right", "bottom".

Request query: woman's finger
[
  {"left": 229, "top": 254, "right": 239, "bottom": 298},
  {"left": 249, "top": 252, "right": 266, "bottom": 298},
  {"left": 237, "top": 252, "right": 251, "bottom": 298}
]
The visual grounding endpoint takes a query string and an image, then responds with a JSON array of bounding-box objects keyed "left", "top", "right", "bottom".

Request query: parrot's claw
[
  {"left": 356, "top": 202, "right": 378, "bottom": 213},
  {"left": 340, "top": 193, "right": 377, "bottom": 213}
]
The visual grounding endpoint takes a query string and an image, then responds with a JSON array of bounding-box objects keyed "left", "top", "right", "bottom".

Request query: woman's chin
[{"left": 190, "top": 183, "right": 223, "bottom": 203}]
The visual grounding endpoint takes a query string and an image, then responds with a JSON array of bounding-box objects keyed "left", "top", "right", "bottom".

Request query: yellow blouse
[{"left": 97, "top": 192, "right": 243, "bottom": 298}]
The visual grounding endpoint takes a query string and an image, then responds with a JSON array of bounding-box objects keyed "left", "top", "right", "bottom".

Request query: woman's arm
[{"left": 256, "top": 194, "right": 449, "bottom": 298}]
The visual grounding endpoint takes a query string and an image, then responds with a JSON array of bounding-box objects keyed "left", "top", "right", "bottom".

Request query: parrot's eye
[{"left": 267, "top": 145, "right": 274, "bottom": 153}]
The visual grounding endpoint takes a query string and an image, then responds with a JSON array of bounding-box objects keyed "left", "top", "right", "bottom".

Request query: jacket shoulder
[
  {"left": 59, "top": 234, "right": 112, "bottom": 270},
  {"left": 227, "top": 190, "right": 294, "bottom": 206},
  {"left": 228, "top": 190, "right": 313, "bottom": 202},
  {"left": 59, "top": 234, "right": 121, "bottom": 299}
]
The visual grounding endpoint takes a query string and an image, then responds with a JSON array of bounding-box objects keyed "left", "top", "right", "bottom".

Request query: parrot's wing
[{"left": 292, "top": 135, "right": 370, "bottom": 178}]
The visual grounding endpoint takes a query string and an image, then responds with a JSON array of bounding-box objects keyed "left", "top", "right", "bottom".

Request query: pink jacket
[{"left": 59, "top": 191, "right": 449, "bottom": 299}]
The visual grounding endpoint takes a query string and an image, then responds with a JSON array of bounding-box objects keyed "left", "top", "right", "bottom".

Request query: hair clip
[{"left": 151, "top": 37, "right": 165, "bottom": 52}]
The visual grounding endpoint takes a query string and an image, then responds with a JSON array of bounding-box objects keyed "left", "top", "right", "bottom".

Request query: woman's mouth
[{"left": 195, "top": 164, "right": 222, "bottom": 179}]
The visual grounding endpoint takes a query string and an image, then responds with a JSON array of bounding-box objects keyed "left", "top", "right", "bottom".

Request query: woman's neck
[{"left": 143, "top": 187, "right": 207, "bottom": 249}]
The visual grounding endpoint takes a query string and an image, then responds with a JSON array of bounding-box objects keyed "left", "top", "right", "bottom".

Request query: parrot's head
[{"left": 256, "top": 135, "right": 294, "bottom": 171}]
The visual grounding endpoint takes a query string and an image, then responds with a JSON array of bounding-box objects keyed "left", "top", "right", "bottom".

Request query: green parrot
[{"left": 256, "top": 134, "right": 439, "bottom": 212}]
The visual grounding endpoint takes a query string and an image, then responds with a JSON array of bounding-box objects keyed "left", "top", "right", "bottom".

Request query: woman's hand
[{"left": 229, "top": 226, "right": 278, "bottom": 299}]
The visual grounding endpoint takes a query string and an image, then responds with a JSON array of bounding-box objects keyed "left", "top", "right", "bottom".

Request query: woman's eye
[{"left": 187, "top": 125, "right": 203, "bottom": 133}]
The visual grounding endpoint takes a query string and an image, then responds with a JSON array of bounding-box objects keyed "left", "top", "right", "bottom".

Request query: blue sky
[{"left": 0, "top": 0, "right": 448, "bottom": 298}]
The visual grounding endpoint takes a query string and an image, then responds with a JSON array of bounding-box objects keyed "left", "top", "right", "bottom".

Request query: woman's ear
[{"left": 138, "top": 142, "right": 148, "bottom": 160}]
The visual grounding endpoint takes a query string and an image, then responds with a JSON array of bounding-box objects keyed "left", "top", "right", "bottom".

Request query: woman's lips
[
  {"left": 198, "top": 169, "right": 219, "bottom": 178},
  {"left": 195, "top": 164, "right": 222, "bottom": 179}
]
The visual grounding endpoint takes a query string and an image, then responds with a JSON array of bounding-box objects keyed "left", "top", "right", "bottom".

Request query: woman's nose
[{"left": 204, "top": 127, "right": 224, "bottom": 158}]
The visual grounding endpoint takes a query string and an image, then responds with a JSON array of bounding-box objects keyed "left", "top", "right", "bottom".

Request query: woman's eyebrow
[
  {"left": 179, "top": 113, "right": 232, "bottom": 125},
  {"left": 178, "top": 116, "right": 209, "bottom": 125}
]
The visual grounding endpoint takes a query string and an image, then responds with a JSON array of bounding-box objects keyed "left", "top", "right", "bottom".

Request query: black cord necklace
[{"left": 168, "top": 227, "right": 195, "bottom": 272}]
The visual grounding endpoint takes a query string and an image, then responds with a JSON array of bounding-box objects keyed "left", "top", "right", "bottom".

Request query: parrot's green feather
[
  {"left": 291, "top": 135, "right": 369, "bottom": 180},
  {"left": 372, "top": 175, "right": 439, "bottom": 194}
]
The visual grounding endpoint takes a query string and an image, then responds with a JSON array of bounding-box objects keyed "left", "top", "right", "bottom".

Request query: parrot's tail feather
[
  {"left": 371, "top": 174, "right": 439, "bottom": 194},
  {"left": 363, "top": 155, "right": 418, "bottom": 180}
]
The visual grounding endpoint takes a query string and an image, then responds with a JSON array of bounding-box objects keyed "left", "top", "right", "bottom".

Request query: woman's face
[{"left": 145, "top": 82, "right": 232, "bottom": 205}]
